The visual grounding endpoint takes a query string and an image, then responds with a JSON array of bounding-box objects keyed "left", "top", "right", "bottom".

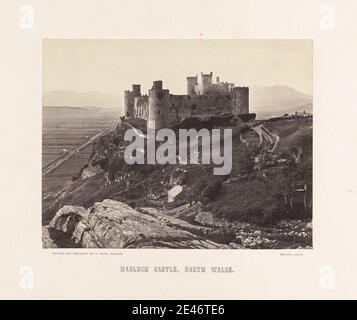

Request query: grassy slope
[{"left": 43, "top": 116, "right": 312, "bottom": 228}]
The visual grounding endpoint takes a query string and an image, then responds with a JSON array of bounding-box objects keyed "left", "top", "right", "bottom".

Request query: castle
[{"left": 124, "top": 72, "right": 250, "bottom": 129}]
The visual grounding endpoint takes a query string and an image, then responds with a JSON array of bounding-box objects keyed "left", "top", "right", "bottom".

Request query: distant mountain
[
  {"left": 42, "top": 106, "right": 119, "bottom": 120},
  {"left": 43, "top": 90, "right": 122, "bottom": 110},
  {"left": 44, "top": 86, "right": 312, "bottom": 120},
  {"left": 250, "top": 85, "right": 312, "bottom": 119}
]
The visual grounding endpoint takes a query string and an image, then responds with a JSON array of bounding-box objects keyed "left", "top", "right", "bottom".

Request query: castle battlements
[{"left": 124, "top": 72, "right": 249, "bottom": 129}]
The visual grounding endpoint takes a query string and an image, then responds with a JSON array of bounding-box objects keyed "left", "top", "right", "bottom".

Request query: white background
[{"left": 0, "top": 0, "right": 356, "bottom": 299}]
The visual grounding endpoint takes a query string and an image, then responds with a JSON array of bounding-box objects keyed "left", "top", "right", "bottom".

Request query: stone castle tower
[
  {"left": 186, "top": 72, "right": 214, "bottom": 96},
  {"left": 123, "top": 72, "right": 251, "bottom": 129},
  {"left": 148, "top": 81, "right": 170, "bottom": 129},
  {"left": 186, "top": 75, "right": 198, "bottom": 96},
  {"left": 201, "top": 72, "right": 213, "bottom": 87},
  {"left": 124, "top": 84, "right": 141, "bottom": 117},
  {"left": 124, "top": 90, "right": 133, "bottom": 117},
  {"left": 231, "top": 87, "right": 249, "bottom": 114}
]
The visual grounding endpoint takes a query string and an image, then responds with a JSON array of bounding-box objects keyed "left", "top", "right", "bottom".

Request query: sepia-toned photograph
[
  {"left": 42, "top": 39, "right": 313, "bottom": 249},
  {"left": 5, "top": 0, "right": 357, "bottom": 302}
]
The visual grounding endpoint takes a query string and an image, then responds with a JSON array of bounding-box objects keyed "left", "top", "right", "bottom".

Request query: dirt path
[{"left": 251, "top": 124, "right": 280, "bottom": 152}]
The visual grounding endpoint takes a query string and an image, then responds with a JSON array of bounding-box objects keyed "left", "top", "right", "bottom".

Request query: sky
[{"left": 43, "top": 39, "right": 313, "bottom": 97}]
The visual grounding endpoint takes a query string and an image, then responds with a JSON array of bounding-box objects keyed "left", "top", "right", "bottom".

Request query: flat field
[{"left": 42, "top": 106, "right": 118, "bottom": 195}]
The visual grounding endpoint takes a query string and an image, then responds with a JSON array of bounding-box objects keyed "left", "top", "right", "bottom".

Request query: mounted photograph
[{"left": 42, "top": 39, "right": 313, "bottom": 249}]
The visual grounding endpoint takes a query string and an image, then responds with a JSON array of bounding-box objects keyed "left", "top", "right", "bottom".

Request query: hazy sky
[{"left": 43, "top": 39, "right": 313, "bottom": 96}]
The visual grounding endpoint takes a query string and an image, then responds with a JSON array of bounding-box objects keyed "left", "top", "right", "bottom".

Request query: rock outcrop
[
  {"left": 46, "top": 199, "right": 235, "bottom": 249},
  {"left": 42, "top": 226, "right": 57, "bottom": 248},
  {"left": 49, "top": 205, "right": 87, "bottom": 234}
]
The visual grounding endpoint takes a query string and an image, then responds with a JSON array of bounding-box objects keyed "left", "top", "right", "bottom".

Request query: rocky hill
[{"left": 43, "top": 114, "right": 313, "bottom": 249}]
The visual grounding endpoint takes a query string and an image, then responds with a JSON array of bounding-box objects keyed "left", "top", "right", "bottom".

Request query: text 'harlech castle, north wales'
[{"left": 123, "top": 72, "right": 254, "bottom": 128}]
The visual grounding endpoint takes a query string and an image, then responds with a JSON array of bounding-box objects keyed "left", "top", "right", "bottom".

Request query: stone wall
[
  {"left": 169, "top": 94, "right": 232, "bottom": 122},
  {"left": 133, "top": 92, "right": 233, "bottom": 124}
]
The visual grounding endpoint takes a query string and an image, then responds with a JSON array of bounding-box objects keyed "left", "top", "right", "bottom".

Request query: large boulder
[{"left": 47, "top": 199, "right": 235, "bottom": 249}]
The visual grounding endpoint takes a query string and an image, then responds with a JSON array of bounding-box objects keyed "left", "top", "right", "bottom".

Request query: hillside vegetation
[{"left": 43, "top": 115, "right": 312, "bottom": 249}]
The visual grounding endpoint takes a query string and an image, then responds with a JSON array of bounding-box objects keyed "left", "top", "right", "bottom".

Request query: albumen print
[{"left": 42, "top": 40, "right": 313, "bottom": 249}]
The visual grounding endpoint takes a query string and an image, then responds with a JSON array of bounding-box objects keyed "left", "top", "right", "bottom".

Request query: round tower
[
  {"left": 124, "top": 90, "right": 134, "bottom": 117},
  {"left": 186, "top": 76, "right": 198, "bottom": 96},
  {"left": 200, "top": 72, "right": 213, "bottom": 95},
  {"left": 231, "top": 87, "right": 249, "bottom": 114},
  {"left": 148, "top": 81, "right": 170, "bottom": 129},
  {"left": 152, "top": 80, "right": 163, "bottom": 90},
  {"left": 132, "top": 84, "right": 141, "bottom": 97},
  {"left": 201, "top": 72, "right": 213, "bottom": 86}
]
